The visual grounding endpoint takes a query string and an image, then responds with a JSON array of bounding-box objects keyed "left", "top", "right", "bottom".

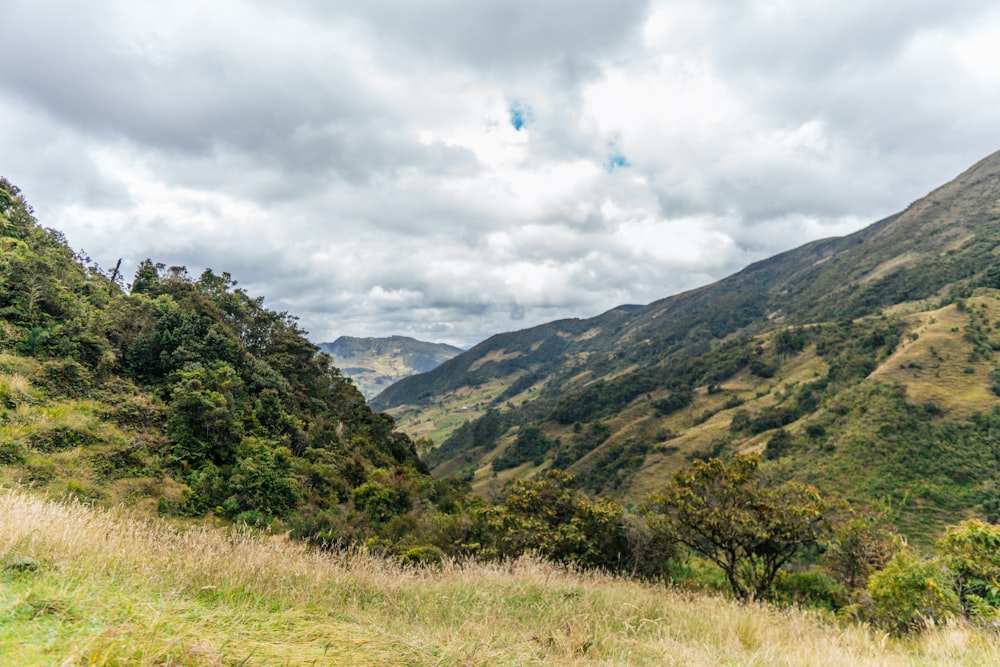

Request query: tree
[
  {"left": 645, "top": 455, "right": 831, "bottom": 601},
  {"left": 824, "top": 502, "right": 900, "bottom": 589},
  {"left": 482, "top": 470, "right": 651, "bottom": 572},
  {"left": 165, "top": 361, "right": 248, "bottom": 466}
]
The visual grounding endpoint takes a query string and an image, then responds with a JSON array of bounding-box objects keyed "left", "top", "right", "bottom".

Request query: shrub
[
  {"left": 0, "top": 441, "right": 26, "bottom": 464},
  {"left": 764, "top": 429, "right": 793, "bottom": 460},
  {"left": 29, "top": 425, "right": 100, "bottom": 452},
  {"left": 867, "top": 551, "right": 960, "bottom": 634},
  {"left": 825, "top": 505, "right": 900, "bottom": 590},
  {"left": 938, "top": 519, "right": 1000, "bottom": 619},
  {"left": 773, "top": 570, "right": 850, "bottom": 611},
  {"left": 25, "top": 458, "right": 57, "bottom": 483},
  {"left": 484, "top": 470, "right": 641, "bottom": 572},
  {"left": 398, "top": 545, "right": 445, "bottom": 567},
  {"left": 39, "top": 359, "right": 92, "bottom": 397},
  {"left": 352, "top": 481, "right": 408, "bottom": 522}
]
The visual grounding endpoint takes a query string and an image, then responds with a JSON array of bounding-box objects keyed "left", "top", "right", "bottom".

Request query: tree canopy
[{"left": 645, "top": 455, "right": 832, "bottom": 601}]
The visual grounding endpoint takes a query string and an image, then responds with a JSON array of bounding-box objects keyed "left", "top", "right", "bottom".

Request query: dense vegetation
[{"left": 0, "top": 177, "right": 449, "bottom": 543}]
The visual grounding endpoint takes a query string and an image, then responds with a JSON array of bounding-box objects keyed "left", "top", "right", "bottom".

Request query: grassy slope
[
  {"left": 3, "top": 489, "right": 1000, "bottom": 666},
  {"left": 0, "top": 353, "right": 179, "bottom": 512}
]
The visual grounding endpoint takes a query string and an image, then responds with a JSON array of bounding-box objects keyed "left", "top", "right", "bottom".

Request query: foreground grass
[{"left": 2, "top": 490, "right": 999, "bottom": 666}]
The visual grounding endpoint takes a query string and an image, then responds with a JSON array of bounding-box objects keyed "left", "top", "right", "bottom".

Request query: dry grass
[
  {"left": 871, "top": 299, "right": 997, "bottom": 417},
  {"left": 0, "top": 371, "right": 33, "bottom": 404},
  {"left": 2, "top": 488, "right": 1000, "bottom": 665}
]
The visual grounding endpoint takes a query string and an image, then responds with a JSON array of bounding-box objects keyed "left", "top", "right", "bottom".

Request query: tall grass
[{"left": 2, "top": 487, "right": 999, "bottom": 665}]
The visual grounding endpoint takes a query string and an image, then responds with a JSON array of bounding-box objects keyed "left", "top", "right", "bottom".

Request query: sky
[{"left": 2, "top": 1, "right": 1000, "bottom": 349}]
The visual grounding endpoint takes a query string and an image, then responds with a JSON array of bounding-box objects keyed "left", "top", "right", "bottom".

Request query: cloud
[{"left": 1, "top": 1, "right": 999, "bottom": 348}]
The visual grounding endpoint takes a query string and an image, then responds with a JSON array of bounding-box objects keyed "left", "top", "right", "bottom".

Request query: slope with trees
[{"left": 0, "top": 177, "right": 456, "bottom": 551}]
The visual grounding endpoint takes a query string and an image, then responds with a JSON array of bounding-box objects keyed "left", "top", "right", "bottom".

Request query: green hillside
[
  {"left": 0, "top": 177, "right": 449, "bottom": 547},
  {"left": 375, "top": 150, "right": 1000, "bottom": 542},
  {"left": 9, "top": 166, "right": 1000, "bottom": 658}
]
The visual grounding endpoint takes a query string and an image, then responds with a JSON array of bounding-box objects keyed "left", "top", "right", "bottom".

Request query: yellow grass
[
  {"left": 871, "top": 299, "right": 998, "bottom": 417},
  {"left": 3, "top": 488, "right": 1000, "bottom": 665}
]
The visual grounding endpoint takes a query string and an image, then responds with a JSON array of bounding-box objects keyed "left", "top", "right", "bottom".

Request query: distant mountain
[
  {"left": 373, "top": 149, "right": 1000, "bottom": 542},
  {"left": 319, "top": 336, "right": 463, "bottom": 399}
]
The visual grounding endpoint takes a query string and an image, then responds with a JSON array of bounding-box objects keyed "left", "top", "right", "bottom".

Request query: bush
[
  {"left": 0, "top": 441, "right": 26, "bottom": 464},
  {"left": 824, "top": 505, "right": 900, "bottom": 590},
  {"left": 29, "top": 425, "right": 100, "bottom": 452},
  {"left": 867, "top": 551, "right": 960, "bottom": 634},
  {"left": 938, "top": 519, "right": 1000, "bottom": 619},
  {"left": 492, "top": 426, "right": 553, "bottom": 471},
  {"left": 398, "top": 545, "right": 445, "bottom": 567},
  {"left": 773, "top": 570, "right": 850, "bottom": 611},
  {"left": 39, "top": 359, "right": 92, "bottom": 397},
  {"left": 764, "top": 429, "right": 793, "bottom": 460},
  {"left": 25, "top": 458, "right": 57, "bottom": 483}
]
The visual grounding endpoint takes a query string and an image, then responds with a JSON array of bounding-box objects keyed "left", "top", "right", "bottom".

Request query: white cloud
[{"left": 1, "top": 1, "right": 999, "bottom": 348}]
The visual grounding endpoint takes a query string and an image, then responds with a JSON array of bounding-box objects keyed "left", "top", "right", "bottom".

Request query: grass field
[{"left": 3, "top": 488, "right": 1000, "bottom": 665}]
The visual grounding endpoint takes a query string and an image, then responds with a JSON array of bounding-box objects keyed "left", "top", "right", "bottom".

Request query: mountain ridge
[
  {"left": 375, "top": 148, "right": 1000, "bottom": 413},
  {"left": 373, "top": 149, "right": 1000, "bottom": 540}
]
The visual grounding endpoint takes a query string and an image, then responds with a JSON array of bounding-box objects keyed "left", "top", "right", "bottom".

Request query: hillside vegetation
[
  {"left": 4, "top": 488, "right": 1000, "bottom": 666},
  {"left": 376, "top": 150, "right": 1000, "bottom": 543},
  {"left": 0, "top": 177, "right": 446, "bottom": 549}
]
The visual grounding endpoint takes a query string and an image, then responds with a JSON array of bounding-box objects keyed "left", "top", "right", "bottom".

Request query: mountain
[
  {"left": 373, "top": 150, "right": 1000, "bottom": 541},
  {"left": 318, "top": 335, "right": 462, "bottom": 400}
]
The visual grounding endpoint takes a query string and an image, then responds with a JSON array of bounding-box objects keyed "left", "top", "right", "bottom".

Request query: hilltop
[{"left": 319, "top": 335, "right": 462, "bottom": 400}]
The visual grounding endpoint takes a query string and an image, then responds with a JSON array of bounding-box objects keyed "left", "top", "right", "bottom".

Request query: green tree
[
  {"left": 483, "top": 470, "right": 647, "bottom": 572},
  {"left": 165, "top": 362, "right": 247, "bottom": 466},
  {"left": 222, "top": 437, "right": 300, "bottom": 521},
  {"left": 824, "top": 502, "right": 900, "bottom": 589},
  {"left": 645, "top": 455, "right": 831, "bottom": 602}
]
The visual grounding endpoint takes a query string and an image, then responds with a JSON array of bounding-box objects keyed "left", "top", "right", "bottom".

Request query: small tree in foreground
[
  {"left": 824, "top": 501, "right": 901, "bottom": 590},
  {"left": 645, "top": 455, "right": 831, "bottom": 602}
]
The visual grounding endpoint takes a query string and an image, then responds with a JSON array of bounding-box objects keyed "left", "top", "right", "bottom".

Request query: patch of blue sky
[
  {"left": 508, "top": 100, "right": 534, "bottom": 131},
  {"left": 607, "top": 152, "right": 630, "bottom": 172},
  {"left": 606, "top": 137, "right": 630, "bottom": 172}
]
